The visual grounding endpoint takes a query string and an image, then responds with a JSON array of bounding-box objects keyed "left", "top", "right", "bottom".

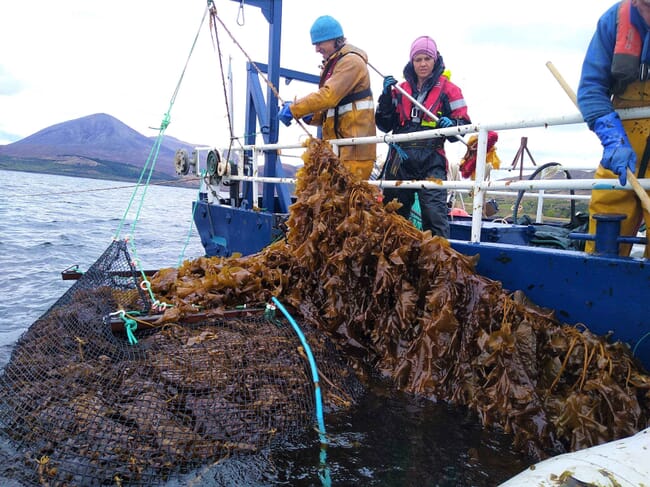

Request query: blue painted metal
[
  {"left": 449, "top": 240, "right": 650, "bottom": 369},
  {"left": 570, "top": 213, "right": 647, "bottom": 256},
  {"left": 449, "top": 219, "right": 535, "bottom": 245},
  {"left": 193, "top": 200, "right": 285, "bottom": 257}
]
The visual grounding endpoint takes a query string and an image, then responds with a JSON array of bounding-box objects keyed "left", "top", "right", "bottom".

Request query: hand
[
  {"left": 383, "top": 75, "right": 397, "bottom": 94},
  {"left": 278, "top": 102, "right": 294, "bottom": 127},
  {"left": 593, "top": 112, "right": 637, "bottom": 186},
  {"left": 303, "top": 113, "right": 313, "bottom": 124},
  {"left": 437, "top": 116, "right": 454, "bottom": 128}
]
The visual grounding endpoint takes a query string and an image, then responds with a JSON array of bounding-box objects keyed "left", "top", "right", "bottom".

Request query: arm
[
  {"left": 576, "top": 5, "right": 617, "bottom": 129},
  {"left": 375, "top": 91, "right": 399, "bottom": 133},
  {"left": 290, "top": 53, "right": 368, "bottom": 119},
  {"left": 439, "top": 81, "right": 471, "bottom": 129}
]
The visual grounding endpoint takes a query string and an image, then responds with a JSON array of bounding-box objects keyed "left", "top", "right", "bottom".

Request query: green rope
[
  {"left": 123, "top": 316, "right": 138, "bottom": 345},
  {"left": 113, "top": 5, "right": 208, "bottom": 246},
  {"left": 177, "top": 169, "right": 207, "bottom": 267},
  {"left": 107, "top": 7, "right": 209, "bottom": 317}
]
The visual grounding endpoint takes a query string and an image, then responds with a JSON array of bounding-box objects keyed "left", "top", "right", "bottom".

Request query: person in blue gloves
[
  {"left": 375, "top": 35, "right": 471, "bottom": 238},
  {"left": 277, "top": 15, "right": 376, "bottom": 180},
  {"left": 577, "top": 0, "right": 650, "bottom": 257}
]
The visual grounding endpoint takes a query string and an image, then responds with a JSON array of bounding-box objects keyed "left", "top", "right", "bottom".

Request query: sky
[{"left": 0, "top": 0, "right": 619, "bottom": 170}]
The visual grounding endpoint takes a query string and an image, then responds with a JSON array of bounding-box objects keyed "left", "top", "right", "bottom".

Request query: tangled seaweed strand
[{"left": 152, "top": 138, "right": 650, "bottom": 460}]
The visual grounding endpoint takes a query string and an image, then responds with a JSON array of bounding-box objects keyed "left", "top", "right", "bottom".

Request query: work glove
[
  {"left": 437, "top": 116, "right": 454, "bottom": 128},
  {"left": 278, "top": 102, "right": 294, "bottom": 127},
  {"left": 303, "top": 113, "right": 313, "bottom": 124},
  {"left": 593, "top": 111, "right": 636, "bottom": 186},
  {"left": 383, "top": 75, "right": 397, "bottom": 94}
]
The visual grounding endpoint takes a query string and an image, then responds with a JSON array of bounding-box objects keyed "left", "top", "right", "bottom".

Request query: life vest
[
  {"left": 320, "top": 49, "right": 373, "bottom": 138},
  {"left": 396, "top": 77, "right": 447, "bottom": 128},
  {"left": 612, "top": 0, "right": 648, "bottom": 94}
]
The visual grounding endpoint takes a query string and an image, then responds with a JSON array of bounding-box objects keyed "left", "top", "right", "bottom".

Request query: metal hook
[{"left": 237, "top": 0, "right": 245, "bottom": 26}]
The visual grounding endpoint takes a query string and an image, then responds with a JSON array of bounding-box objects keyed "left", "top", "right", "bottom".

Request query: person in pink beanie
[{"left": 375, "top": 35, "right": 471, "bottom": 238}]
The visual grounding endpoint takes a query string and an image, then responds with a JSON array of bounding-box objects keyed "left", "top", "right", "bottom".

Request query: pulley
[
  {"left": 174, "top": 149, "right": 191, "bottom": 176},
  {"left": 206, "top": 149, "right": 221, "bottom": 177}
]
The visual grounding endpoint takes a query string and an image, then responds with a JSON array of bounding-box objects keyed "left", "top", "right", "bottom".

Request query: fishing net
[{"left": 0, "top": 240, "right": 362, "bottom": 486}]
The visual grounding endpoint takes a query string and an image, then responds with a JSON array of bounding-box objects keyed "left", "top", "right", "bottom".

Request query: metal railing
[{"left": 195, "top": 106, "right": 650, "bottom": 243}]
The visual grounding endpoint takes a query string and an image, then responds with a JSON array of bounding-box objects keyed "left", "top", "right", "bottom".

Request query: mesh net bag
[{"left": 0, "top": 240, "right": 362, "bottom": 486}]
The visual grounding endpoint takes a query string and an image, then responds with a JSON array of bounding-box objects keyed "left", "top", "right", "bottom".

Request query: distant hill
[
  {"left": 0, "top": 113, "right": 299, "bottom": 183},
  {"left": 0, "top": 113, "right": 196, "bottom": 182}
]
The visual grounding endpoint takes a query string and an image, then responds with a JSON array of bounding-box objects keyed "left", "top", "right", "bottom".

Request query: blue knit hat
[{"left": 310, "top": 16, "right": 344, "bottom": 44}]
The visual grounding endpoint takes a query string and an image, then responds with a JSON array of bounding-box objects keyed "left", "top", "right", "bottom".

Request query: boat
[
  {"left": 500, "top": 426, "right": 650, "bottom": 486},
  {"left": 185, "top": 0, "right": 650, "bottom": 372},
  {"left": 182, "top": 3, "right": 650, "bottom": 481},
  {"left": 1, "top": 1, "right": 648, "bottom": 485}
]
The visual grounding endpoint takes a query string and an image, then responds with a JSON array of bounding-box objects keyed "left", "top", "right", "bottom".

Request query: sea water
[{"left": 0, "top": 169, "right": 530, "bottom": 486}]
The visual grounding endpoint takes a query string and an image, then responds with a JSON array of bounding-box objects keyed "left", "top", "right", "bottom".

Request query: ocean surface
[{"left": 0, "top": 169, "right": 531, "bottom": 486}]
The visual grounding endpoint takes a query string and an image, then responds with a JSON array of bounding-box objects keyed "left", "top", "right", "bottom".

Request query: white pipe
[{"left": 471, "top": 129, "right": 489, "bottom": 242}]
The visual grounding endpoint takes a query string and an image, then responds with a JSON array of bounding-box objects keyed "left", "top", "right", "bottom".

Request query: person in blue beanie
[
  {"left": 277, "top": 15, "right": 376, "bottom": 180},
  {"left": 577, "top": 0, "right": 650, "bottom": 257}
]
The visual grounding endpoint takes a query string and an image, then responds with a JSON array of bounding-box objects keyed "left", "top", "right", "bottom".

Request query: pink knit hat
[{"left": 410, "top": 35, "right": 437, "bottom": 61}]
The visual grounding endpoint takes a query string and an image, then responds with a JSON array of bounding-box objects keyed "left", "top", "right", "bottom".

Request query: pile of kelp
[
  {"left": 0, "top": 240, "right": 362, "bottom": 486},
  {"left": 152, "top": 138, "right": 650, "bottom": 460}
]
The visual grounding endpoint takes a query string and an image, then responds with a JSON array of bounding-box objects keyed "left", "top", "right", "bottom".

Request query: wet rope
[{"left": 208, "top": 2, "right": 311, "bottom": 137}]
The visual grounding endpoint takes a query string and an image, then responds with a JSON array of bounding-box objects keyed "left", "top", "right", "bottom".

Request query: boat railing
[{"left": 193, "top": 106, "right": 650, "bottom": 243}]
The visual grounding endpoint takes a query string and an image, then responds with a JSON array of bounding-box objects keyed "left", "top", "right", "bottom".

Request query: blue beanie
[{"left": 310, "top": 16, "right": 343, "bottom": 44}]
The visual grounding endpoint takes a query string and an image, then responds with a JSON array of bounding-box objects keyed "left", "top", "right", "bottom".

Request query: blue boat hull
[{"left": 449, "top": 240, "right": 650, "bottom": 368}]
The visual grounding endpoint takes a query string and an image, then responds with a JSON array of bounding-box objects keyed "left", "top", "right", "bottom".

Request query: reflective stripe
[
  {"left": 449, "top": 99, "right": 466, "bottom": 111},
  {"left": 327, "top": 99, "right": 374, "bottom": 118}
]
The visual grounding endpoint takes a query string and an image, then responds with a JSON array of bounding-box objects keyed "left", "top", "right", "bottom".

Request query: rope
[
  {"left": 176, "top": 170, "right": 206, "bottom": 267},
  {"left": 114, "top": 6, "right": 209, "bottom": 244},
  {"left": 208, "top": 5, "right": 311, "bottom": 137},
  {"left": 106, "top": 6, "right": 210, "bottom": 318},
  {"left": 11, "top": 178, "right": 201, "bottom": 199},
  {"left": 208, "top": 4, "right": 234, "bottom": 153}
]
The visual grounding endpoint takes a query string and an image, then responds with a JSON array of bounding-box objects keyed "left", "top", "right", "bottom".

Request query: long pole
[
  {"left": 545, "top": 61, "right": 650, "bottom": 215},
  {"left": 368, "top": 62, "right": 467, "bottom": 146}
]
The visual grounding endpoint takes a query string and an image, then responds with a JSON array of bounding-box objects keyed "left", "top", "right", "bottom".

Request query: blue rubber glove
[
  {"left": 303, "top": 113, "right": 313, "bottom": 124},
  {"left": 383, "top": 75, "right": 397, "bottom": 94},
  {"left": 278, "top": 102, "right": 294, "bottom": 127},
  {"left": 437, "top": 116, "right": 454, "bottom": 128},
  {"left": 593, "top": 111, "right": 636, "bottom": 186}
]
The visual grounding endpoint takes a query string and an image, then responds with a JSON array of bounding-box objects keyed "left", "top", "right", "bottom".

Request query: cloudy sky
[{"left": 0, "top": 0, "right": 618, "bottom": 169}]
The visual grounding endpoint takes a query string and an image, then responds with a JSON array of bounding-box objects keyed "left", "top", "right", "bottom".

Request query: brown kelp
[{"left": 152, "top": 138, "right": 650, "bottom": 459}]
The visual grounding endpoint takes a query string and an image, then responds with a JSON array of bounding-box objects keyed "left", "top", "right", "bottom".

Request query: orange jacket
[{"left": 290, "top": 44, "right": 376, "bottom": 163}]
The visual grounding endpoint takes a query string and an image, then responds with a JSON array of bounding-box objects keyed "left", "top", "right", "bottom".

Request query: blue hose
[{"left": 271, "top": 297, "right": 327, "bottom": 444}]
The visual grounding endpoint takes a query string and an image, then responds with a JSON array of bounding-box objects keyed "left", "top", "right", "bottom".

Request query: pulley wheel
[
  {"left": 174, "top": 149, "right": 190, "bottom": 175},
  {"left": 206, "top": 149, "right": 221, "bottom": 177}
]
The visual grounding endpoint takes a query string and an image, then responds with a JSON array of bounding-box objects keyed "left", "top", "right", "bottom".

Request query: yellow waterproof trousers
[
  {"left": 343, "top": 160, "right": 374, "bottom": 181},
  {"left": 586, "top": 117, "right": 650, "bottom": 257}
]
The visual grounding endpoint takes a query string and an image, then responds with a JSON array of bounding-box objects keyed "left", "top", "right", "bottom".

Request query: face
[
  {"left": 314, "top": 39, "right": 337, "bottom": 59},
  {"left": 412, "top": 53, "right": 435, "bottom": 82}
]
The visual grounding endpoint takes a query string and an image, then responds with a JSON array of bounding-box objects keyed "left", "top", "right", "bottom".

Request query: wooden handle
[
  {"left": 546, "top": 61, "right": 650, "bottom": 215},
  {"left": 627, "top": 169, "right": 650, "bottom": 214}
]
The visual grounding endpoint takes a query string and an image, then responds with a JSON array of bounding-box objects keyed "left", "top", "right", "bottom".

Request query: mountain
[
  {"left": 0, "top": 113, "right": 193, "bottom": 181},
  {"left": 0, "top": 113, "right": 299, "bottom": 184}
]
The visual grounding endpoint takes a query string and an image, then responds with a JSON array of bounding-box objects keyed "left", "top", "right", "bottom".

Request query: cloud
[{"left": 0, "top": 66, "right": 24, "bottom": 96}]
